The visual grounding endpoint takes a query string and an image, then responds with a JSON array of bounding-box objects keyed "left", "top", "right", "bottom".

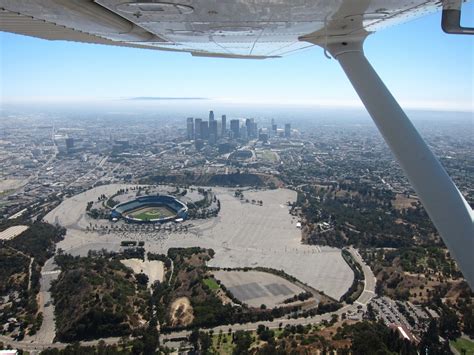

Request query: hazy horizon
[{"left": 1, "top": 100, "right": 472, "bottom": 127}]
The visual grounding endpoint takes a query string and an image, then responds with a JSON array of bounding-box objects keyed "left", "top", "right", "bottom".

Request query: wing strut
[
  {"left": 442, "top": 0, "right": 474, "bottom": 35},
  {"left": 324, "top": 40, "right": 474, "bottom": 288}
]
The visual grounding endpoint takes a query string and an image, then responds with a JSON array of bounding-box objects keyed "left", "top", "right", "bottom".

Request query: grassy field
[
  {"left": 128, "top": 206, "right": 175, "bottom": 221},
  {"left": 203, "top": 278, "right": 220, "bottom": 290},
  {"left": 451, "top": 337, "right": 474, "bottom": 355},
  {"left": 212, "top": 333, "right": 234, "bottom": 354},
  {"left": 259, "top": 150, "right": 279, "bottom": 163}
]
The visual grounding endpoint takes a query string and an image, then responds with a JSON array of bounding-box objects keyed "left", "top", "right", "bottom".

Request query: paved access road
[
  {"left": 161, "top": 247, "right": 376, "bottom": 341},
  {"left": 0, "top": 248, "right": 375, "bottom": 354}
]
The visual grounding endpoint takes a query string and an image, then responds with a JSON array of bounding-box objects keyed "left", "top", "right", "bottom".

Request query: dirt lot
[
  {"left": 169, "top": 297, "right": 194, "bottom": 327},
  {"left": 120, "top": 258, "right": 164, "bottom": 286},
  {"left": 393, "top": 193, "right": 418, "bottom": 210}
]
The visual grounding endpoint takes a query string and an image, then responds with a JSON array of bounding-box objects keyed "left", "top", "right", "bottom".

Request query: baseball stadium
[{"left": 110, "top": 195, "right": 188, "bottom": 223}]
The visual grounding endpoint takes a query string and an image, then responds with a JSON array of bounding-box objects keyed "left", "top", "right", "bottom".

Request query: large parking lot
[
  {"left": 45, "top": 184, "right": 354, "bottom": 299},
  {"left": 212, "top": 270, "right": 306, "bottom": 308},
  {"left": 370, "top": 296, "right": 430, "bottom": 334}
]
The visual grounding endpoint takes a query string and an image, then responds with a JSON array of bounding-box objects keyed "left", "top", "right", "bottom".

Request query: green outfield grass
[{"left": 128, "top": 206, "right": 176, "bottom": 221}]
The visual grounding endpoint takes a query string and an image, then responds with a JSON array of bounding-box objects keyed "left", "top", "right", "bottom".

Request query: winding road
[{"left": 0, "top": 248, "right": 375, "bottom": 353}]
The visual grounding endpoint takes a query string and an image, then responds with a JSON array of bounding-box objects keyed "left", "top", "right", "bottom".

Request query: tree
[
  {"left": 199, "top": 331, "right": 212, "bottom": 354},
  {"left": 136, "top": 273, "right": 149, "bottom": 286},
  {"left": 439, "top": 306, "right": 461, "bottom": 340},
  {"left": 418, "top": 320, "right": 442, "bottom": 355},
  {"left": 189, "top": 328, "right": 200, "bottom": 350},
  {"left": 233, "top": 331, "right": 252, "bottom": 355},
  {"left": 142, "top": 324, "right": 159, "bottom": 355},
  {"left": 366, "top": 303, "right": 376, "bottom": 321},
  {"left": 463, "top": 308, "right": 474, "bottom": 336}
]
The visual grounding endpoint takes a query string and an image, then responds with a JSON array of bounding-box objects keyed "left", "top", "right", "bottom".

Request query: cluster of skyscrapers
[
  {"left": 186, "top": 111, "right": 291, "bottom": 147},
  {"left": 186, "top": 110, "right": 222, "bottom": 145}
]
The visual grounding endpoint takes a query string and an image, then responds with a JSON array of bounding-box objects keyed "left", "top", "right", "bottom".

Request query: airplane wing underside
[{"left": 0, "top": 0, "right": 442, "bottom": 58}]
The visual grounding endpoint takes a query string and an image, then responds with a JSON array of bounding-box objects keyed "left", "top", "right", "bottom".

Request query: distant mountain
[{"left": 127, "top": 96, "right": 208, "bottom": 100}]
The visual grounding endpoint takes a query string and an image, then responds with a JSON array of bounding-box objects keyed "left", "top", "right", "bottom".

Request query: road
[
  {"left": 348, "top": 247, "right": 376, "bottom": 307},
  {"left": 0, "top": 248, "right": 375, "bottom": 353},
  {"left": 161, "top": 247, "right": 376, "bottom": 342}
]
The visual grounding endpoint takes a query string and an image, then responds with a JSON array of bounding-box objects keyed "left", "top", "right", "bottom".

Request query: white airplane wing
[{"left": 0, "top": 0, "right": 442, "bottom": 58}]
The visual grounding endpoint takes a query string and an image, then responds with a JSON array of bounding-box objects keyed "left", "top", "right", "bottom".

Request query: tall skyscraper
[
  {"left": 65, "top": 137, "right": 74, "bottom": 150},
  {"left": 246, "top": 118, "right": 252, "bottom": 138},
  {"left": 246, "top": 118, "right": 256, "bottom": 138},
  {"left": 221, "top": 115, "right": 227, "bottom": 136},
  {"left": 65, "top": 137, "right": 74, "bottom": 153},
  {"left": 285, "top": 123, "right": 291, "bottom": 138},
  {"left": 194, "top": 118, "right": 202, "bottom": 139},
  {"left": 209, "top": 120, "right": 218, "bottom": 144},
  {"left": 209, "top": 110, "right": 215, "bottom": 121},
  {"left": 201, "top": 120, "right": 209, "bottom": 139},
  {"left": 240, "top": 125, "right": 248, "bottom": 140},
  {"left": 230, "top": 119, "right": 240, "bottom": 138},
  {"left": 186, "top": 117, "right": 194, "bottom": 140}
]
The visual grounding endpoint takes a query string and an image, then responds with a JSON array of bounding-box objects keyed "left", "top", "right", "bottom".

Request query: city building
[
  {"left": 209, "top": 120, "right": 218, "bottom": 144},
  {"left": 194, "top": 139, "right": 204, "bottom": 150},
  {"left": 221, "top": 114, "right": 227, "bottom": 137},
  {"left": 240, "top": 125, "right": 248, "bottom": 140},
  {"left": 65, "top": 137, "right": 74, "bottom": 152},
  {"left": 285, "top": 123, "right": 291, "bottom": 138},
  {"left": 209, "top": 133, "right": 216, "bottom": 145},
  {"left": 230, "top": 119, "right": 240, "bottom": 138},
  {"left": 246, "top": 118, "right": 254, "bottom": 138},
  {"left": 201, "top": 120, "right": 209, "bottom": 140},
  {"left": 194, "top": 118, "right": 202, "bottom": 139},
  {"left": 186, "top": 117, "right": 194, "bottom": 140},
  {"left": 112, "top": 139, "right": 129, "bottom": 154},
  {"left": 209, "top": 110, "right": 215, "bottom": 121}
]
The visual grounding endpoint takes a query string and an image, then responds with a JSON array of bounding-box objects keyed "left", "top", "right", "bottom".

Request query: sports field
[{"left": 128, "top": 206, "right": 176, "bottom": 221}]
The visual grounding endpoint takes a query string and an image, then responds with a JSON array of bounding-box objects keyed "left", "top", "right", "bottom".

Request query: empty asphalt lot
[
  {"left": 45, "top": 185, "right": 353, "bottom": 300},
  {"left": 212, "top": 270, "right": 306, "bottom": 308}
]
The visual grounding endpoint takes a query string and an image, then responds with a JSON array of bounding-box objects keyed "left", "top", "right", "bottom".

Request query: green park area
[
  {"left": 203, "top": 278, "right": 220, "bottom": 291},
  {"left": 451, "top": 337, "right": 474, "bottom": 355}
]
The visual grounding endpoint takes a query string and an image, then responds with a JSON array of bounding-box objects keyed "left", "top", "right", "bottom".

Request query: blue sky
[{"left": 0, "top": 3, "right": 473, "bottom": 112}]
